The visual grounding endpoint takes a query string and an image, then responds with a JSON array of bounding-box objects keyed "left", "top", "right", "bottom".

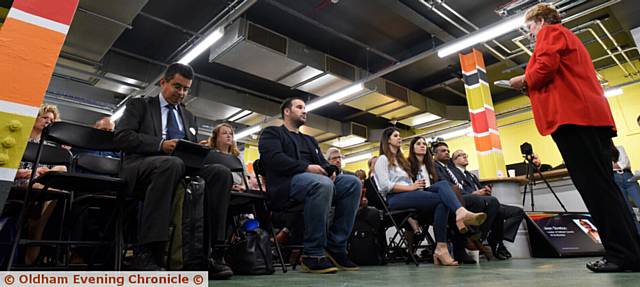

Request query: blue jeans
[
  {"left": 289, "top": 173, "right": 361, "bottom": 257},
  {"left": 614, "top": 171, "right": 640, "bottom": 235},
  {"left": 386, "top": 181, "right": 462, "bottom": 243}
]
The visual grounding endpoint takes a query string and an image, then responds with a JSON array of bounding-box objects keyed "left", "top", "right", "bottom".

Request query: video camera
[{"left": 520, "top": 142, "right": 533, "bottom": 157}]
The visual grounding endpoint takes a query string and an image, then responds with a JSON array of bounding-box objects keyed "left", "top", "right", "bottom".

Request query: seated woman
[
  {"left": 13, "top": 104, "right": 67, "bottom": 265},
  {"left": 374, "top": 127, "right": 486, "bottom": 266},
  {"left": 207, "top": 123, "right": 246, "bottom": 192}
]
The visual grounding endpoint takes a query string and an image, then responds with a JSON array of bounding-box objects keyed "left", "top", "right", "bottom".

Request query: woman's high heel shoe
[
  {"left": 456, "top": 221, "right": 468, "bottom": 234},
  {"left": 463, "top": 212, "right": 487, "bottom": 226},
  {"left": 433, "top": 252, "right": 459, "bottom": 266}
]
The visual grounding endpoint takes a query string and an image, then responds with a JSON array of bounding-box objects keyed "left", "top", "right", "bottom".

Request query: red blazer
[{"left": 525, "top": 24, "right": 615, "bottom": 136}]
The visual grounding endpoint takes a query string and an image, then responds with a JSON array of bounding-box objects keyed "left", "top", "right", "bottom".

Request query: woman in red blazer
[{"left": 510, "top": 3, "right": 640, "bottom": 272}]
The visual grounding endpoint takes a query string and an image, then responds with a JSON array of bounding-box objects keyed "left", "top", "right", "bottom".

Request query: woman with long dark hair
[
  {"left": 374, "top": 127, "right": 486, "bottom": 266},
  {"left": 408, "top": 136, "right": 438, "bottom": 183}
]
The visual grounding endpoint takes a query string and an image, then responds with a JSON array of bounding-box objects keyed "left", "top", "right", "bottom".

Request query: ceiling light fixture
[
  {"left": 343, "top": 152, "right": 372, "bottom": 164},
  {"left": 437, "top": 14, "right": 525, "bottom": 58},
  {"left": 604, "top": 87, "right": 624, "bottom": 98},
  {"left": 410, "top": 112, "right": 442, "bottom": 126},
  {"left": 228, "top": 110, "right": 252, "bottom": 122},
  {"left": 305, "top": 83, "right": 365, "bottom": 112},
  {"left": 235, "top": 125, "right": 262, "bottom": 140},
  {"left": 330, "top": 135, "right": 367, "bottom": 148},
  {"left": 178, "top": 27, "right": 224, "bottom": 64}
]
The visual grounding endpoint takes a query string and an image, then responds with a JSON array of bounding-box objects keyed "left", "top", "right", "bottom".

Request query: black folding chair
[
  {"left": 253, "top": 158, "right": 300, "bottom": 272},
  {"left": 204, "top": 153, "right": 287, "bottom": 273},
  {"left": 3, "top": 141, "right": 72, "bottom": 269},
  {"left": 5, "top": 122, "right": 126, "bottom": 270},
  {"left": 363, "top": 178, "right": 419, "bottom": 266}
]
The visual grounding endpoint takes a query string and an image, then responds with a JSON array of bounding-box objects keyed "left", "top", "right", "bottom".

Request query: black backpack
[
  {"left": 348, "top": 207, "right": 386, "bottom": 265},
  {"left": 167, "top": 176, "right": 205, "bottom": 270},
  {"left": 225, "top": 228, "right": 275, "bottom": 275}
]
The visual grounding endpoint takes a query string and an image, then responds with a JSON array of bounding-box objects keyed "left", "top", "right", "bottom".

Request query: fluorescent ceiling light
[
  {"left": 110, "top": 105, "right": 126, "bottom": 121},
  {"left": 439, "top": 127, "right": 473, "bottom": 140},
  {"left": 437, "top": 14, "right": 525, "bottom": 58},
  {"left": 235, "top": 125, "right": 262, "bottom": 140},
  {"left": 330, "top": 135, "right": 367, "bottom": 148},
  {"left": 410, "top": 112, "right": 442, "bottom": 126},
  {"left": 604, "top": 87, "right": 623, "bottom": 98},
  {"left": 306, "top": 83, "right": 365, "bottom": 112},
  {"left": 178, "top": 27, "right": 224, "bottom": 64},
  {"left": 343, "top": 152, "right": 372, "bottom": 164},
  {"left": 228, "top": 110, "right": 252, "bottom": 122}
]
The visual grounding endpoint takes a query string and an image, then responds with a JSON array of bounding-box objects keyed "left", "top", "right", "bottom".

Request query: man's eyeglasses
[
  {"left": 329, "top": 156, "right": 345, "bottom": 161},
  {"left": 453, "top": 153, "right": 468, "bottom": 160}
]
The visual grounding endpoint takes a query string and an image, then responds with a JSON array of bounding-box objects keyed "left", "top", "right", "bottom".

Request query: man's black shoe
[
  {"left": 300, "top": 256, "right": 338, "bottom": 274},
  {"left": 497, "top": 244, "right": 512, "bottom": 259},
  {"left": 326, "top": 250, "right": 359, "bottom": 271},
  {"left": 455, "top": 253, "right": 477, "bottom": 264},
  {"left": 208, "top": 258, "right": 233, "bottom": 280},
  {"left": 586, "top": 258, "right": 628, "bottom": 273},
  {"left": 130, "top": 247, "right": 165, "bottom": 271},
  {"left": 491, "top": 244, "right": 509, "bottom": 260}
]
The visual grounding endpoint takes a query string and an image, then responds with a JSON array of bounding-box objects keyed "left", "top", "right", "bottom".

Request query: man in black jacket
[
  {"left": 432, "top": 141, "right": 499, "bottom": 263},
  {"left": 451, "top": 149, "right": 525, "bottom": 260},
  {"left": 115, "top": 63, "right": 233, "bottom": 278},
  {"left": 258, "top": 97, "right": 361, "bottom": 273}
]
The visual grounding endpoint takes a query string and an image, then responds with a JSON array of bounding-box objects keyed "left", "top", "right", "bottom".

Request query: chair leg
[
  {"left": 5, "top": 188, "right": 35, "bottom": 270},
  {"left": 269, "top": 225, "right": 287, "bottom": 273},
  {"left": 386, "top": 214, "right": 419, "bottom": 266},
  {"left": 114, "top": 196, "right": 124, "bottom": 271}
]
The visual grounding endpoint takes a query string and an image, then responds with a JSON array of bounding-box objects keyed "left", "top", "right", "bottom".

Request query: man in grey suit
[{"left": 115, "top": 63, "right": 233, "bottom": 278}]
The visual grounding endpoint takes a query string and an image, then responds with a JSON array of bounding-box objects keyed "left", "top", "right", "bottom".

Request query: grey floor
[{"left": 210, "top": 258, "right": 640, "bottom": 287}]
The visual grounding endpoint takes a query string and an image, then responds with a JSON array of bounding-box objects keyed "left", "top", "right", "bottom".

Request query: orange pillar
[
  {"left": 0, "top": 0, "right": 79, "bottom": 209},
  {"left": 459, "top": 49, "right": 506, "bottom": 178}
]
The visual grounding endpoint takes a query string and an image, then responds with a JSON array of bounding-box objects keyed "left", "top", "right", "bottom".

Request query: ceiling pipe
[
  {"left": 594, "top": 20, "right": 640, "bottom": 75},
  {"left": 263, "top": 0, "right": 399, "bottom": 64},
  {"left": 576, "top": 27, "right": 631, "bottom": 77},
  {"left": 418, "top": 0, "right": 508, "bottom": 60},
  {"left": 116, "top": 0, "right": 257, "bottom": 109},
  {"left": 163, "top": 0, "right": 246, "bottom": 63},
  {"left": 425, "top": 1, "right": 629, "bottom": 94},
  {"left": 593, "top": 47, "right": 640, "bottom": 63},
  {"left": 77, "top": 7, "right": 133, "bottom": 30}
]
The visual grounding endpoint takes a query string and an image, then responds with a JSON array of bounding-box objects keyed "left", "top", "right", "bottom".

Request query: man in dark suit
[
  {"left": 259, "top": 97, "right": 361, "bottom": 274},
  {"left": 451, "top": 149, "right": 525, "bottom": 260},
  {"left": 432, "top": 141, "right": 499, "bottom": 263},
  {"left": 115, "top": 63, "right": 233, "bottom": 278},
  {"left": 325, "top": 147, "right": 355, "bottom": 176}
]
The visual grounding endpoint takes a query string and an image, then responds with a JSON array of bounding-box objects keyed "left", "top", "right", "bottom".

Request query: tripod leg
[
  {"left": 536, "top": 169, "right": 568, "bottom": 212},
  {"left": 522, "top": 184, "right": 528, "bottom": 207}
]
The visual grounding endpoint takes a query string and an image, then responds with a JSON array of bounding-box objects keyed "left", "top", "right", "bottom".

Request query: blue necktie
[{"left": 166, "top": 104, "right": 184, "bottom": 140}]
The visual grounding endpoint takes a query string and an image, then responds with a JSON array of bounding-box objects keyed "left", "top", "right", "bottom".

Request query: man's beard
[{"left": 294, "top": 116, "right": 306, "bottom": 128}]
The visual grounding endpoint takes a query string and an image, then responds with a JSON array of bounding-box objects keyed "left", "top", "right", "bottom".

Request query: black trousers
[
  {"left": 128, "top": 156, "right": 232, "bottom": 246},
  {"left": 488, "top": 204, "right": 525, "bottom": 245},
  {"left": 462, "top": 194, "right": 500, "bottom": 240},
  {"left": 552, "top": 125, "right": 640, "bottom": 266}
]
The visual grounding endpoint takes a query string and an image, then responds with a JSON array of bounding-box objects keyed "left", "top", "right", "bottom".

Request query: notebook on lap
[{"left": 171, "top": 139, "right": 210, "bottom": 169}]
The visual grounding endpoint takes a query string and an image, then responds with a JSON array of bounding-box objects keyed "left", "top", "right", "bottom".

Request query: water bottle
[
  {"left": 416, "top": 170, "right": 425, "bottom": 191},
  {"left": 242, "top": 218, "right": 260, "bottom": 233}
]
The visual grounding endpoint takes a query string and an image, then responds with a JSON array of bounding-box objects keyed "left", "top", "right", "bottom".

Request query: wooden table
[{"left": 514, "top": 168, "right": 570, "bottom": 181}]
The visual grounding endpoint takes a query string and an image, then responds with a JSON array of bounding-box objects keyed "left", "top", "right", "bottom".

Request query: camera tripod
[{"left": 521, "top": 155, "right": 568, "bottom": 212}]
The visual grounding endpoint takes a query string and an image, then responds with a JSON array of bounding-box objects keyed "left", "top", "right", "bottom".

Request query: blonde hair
[
  {"left": 38, "top": 104, "right": 60, "bottom": 121},
  {"left": 208, "top": 123, "right": 240, "bottom": 157},
  {"left": 525, "top": 3, "right": 561, "bottom": 24}
]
